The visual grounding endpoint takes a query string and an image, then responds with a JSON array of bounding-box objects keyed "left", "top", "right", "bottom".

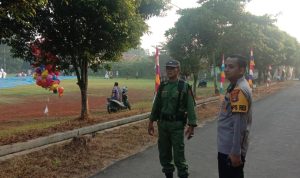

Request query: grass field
[
  {"left": 0, "top": 77, "right": 217, "bottom": 100},
  {"left": 1, "top": 77, "right": 221, "bottom": 94}
]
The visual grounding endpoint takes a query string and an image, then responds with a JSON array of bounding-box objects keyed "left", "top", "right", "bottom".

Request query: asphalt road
[{"left": 91, "top": 82, "right": 300, "bottom": 178}]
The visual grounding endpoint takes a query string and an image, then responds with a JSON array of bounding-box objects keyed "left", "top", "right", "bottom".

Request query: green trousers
[{"left": 158, "top": 120, "right": 188, "bottom": 177}]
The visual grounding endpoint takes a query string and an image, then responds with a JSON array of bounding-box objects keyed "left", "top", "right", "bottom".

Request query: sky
[{"left": 140, "top": 0, "right": 300, "bottom": 54}]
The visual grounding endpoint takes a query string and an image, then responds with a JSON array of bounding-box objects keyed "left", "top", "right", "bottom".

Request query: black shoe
[
  {"left": 179, "top": 174, "right": 188, "bottom": 178},
  {"left": 165, "top": 172, "right": 173, "bottom": 178}
]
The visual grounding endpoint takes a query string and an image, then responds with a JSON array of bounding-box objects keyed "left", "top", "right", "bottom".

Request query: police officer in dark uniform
[{"left": 148, "top": 59, "right": 198, "bottom": 178}]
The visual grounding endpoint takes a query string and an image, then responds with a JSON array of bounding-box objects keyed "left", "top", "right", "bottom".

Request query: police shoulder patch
[{"left": 230, "top": 88, "right": 249, "bottom": 113}]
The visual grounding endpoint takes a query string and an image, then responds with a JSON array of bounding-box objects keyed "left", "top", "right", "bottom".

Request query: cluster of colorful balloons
[
  {"left": 31, "top": 38, "right": 64, "bottom": 97},
  {"left": 33, "top": 64, "right": 64, "bottom": 96}
]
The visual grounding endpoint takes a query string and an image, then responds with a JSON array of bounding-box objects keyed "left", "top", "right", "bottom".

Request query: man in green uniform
[{"left": 148, "top": 59, "right": 198, "bottom": 178}]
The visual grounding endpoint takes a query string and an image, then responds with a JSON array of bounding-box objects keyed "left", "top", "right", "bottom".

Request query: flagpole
[
  {"left": 153, "top": 47, "right": 161, "bottom": 103},
  {"left": 220, "top": 54, "right": 225, "bottom": 94},
  {"left": 248, "top": 48, "right": 255, "bottom": 89},
  {"left": 212, "top": 52, "right": 218, "bottom": 94},
  {"left": 154, "top": 47, "right": 161, "bottom": 93}
]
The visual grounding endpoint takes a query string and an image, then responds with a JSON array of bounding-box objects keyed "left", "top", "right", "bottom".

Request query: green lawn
[{"left": 1, "top": 77, "right": 220, "bottom": 98}]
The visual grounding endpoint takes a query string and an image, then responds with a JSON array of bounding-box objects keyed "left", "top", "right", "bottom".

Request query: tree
[
  {"left": 219, "top": 13, "right": 300, "bottom": 83},
  {"left": 166, "top": 7, "right": 219, "bottom": 95},
  {"left": 166, "top": 0, "right": 300, "bottom": 88},
  {"left": 166, "top": 0, "right": 248, "bottom": 94},
  {"left": 218, "top": 13, "right": 276, "bottom": 82},
  {"left": 5, "top": 0, "right": 170, "bottom": 120},
  {"left": 0, "top": 0, "right": 48, "bottom": 40},
  {"left": 0, "top": 44, "right": 30, "bottom": 73}
]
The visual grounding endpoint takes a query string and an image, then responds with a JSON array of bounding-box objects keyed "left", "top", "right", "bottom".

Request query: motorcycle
[
  {"left": 198, "top": 78, "right": 207, "bottom": 88},
  {"left": 107, "top": 86, "right": 131, "bottom": 113}
]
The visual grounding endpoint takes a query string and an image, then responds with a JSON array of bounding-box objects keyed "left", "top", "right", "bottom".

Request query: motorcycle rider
[{"left": 111, "top": 82, "right": 121, "bottom": 101}]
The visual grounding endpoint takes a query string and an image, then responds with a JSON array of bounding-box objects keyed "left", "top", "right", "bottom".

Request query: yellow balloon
[
  {"left": 42, "top": 70, "right": 48, "bottom": 79},
  {"left": 49, "top": 85, "right": 54, "bottom": 91},
  {"left": 53, "top": 84, "right": 59, "bottom": 89}
]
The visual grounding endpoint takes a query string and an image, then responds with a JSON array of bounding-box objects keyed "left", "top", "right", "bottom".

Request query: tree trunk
[
  {"left": 258, "top": 69, "right": 262, "bottom": 85},
  {"left": 192, "top": 72, "right": 198, "bottom": 97},
  {"left": 78, "top": 59, "right": 89, "bottom": 120}
]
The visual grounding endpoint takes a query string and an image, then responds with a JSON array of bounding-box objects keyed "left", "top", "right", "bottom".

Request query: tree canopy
[
  {"left": 0, "top": 0, "right": 48, "bottom": 40},
  {"left": 165, "top": 0, "right": 300, "bottom": 88}
]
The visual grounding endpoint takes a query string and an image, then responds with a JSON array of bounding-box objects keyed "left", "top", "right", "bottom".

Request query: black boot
[{"left": 165, "top": 172, "right": 173, "bottom": 178}]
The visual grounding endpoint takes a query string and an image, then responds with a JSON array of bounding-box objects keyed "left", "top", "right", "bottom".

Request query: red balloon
[
  {"left": 58, "top": 87, "right": 64, "bottom": 97},
  {"left": 46, "top": 64, "right": 53, "bottom": 72},
  {"left": 36, "top": 80, "right": 43, "bottom": 86}
]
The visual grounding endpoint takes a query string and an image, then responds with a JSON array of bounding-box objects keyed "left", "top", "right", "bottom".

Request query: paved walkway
[{"left": 91, "top": 82, "right": 300, "bottom": 178}]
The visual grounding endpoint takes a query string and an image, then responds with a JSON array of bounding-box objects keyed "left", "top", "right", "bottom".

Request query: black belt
[{"left": 160, "top": 113, "right": 186, "bottom": 121}]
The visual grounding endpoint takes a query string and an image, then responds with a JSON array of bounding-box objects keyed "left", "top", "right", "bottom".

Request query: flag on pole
[
  {"left": 248, "top": 48, "right": 255, "bottom": 88},
  {"left": 155, "top": 47, "right": 161, "bottom": 92},
  {"left": 220, "top": 54, "right": 225, "bottom": 94}
]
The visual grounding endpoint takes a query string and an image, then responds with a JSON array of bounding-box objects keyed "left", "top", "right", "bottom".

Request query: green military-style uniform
[{"left": 150, "top": 79, "right": 197, "bottom": 178}]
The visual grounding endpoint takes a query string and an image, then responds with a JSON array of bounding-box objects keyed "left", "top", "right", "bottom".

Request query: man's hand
[
  {"left": 229, "top": 154, "right": 242, "bottom": 167},
  {"left": 185, "top": 126, "right": 195, "bottom": 140},
  {"left": 148, "top": 121, "right": 155, "bottom": 136}
]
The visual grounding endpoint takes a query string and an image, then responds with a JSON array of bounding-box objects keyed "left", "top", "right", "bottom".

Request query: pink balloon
[
  {"left": 47, "top": 75, "right": 53, "bottom": 82},
  {"left": 37, "top": 76, "right": 42, "bottom": 81}
]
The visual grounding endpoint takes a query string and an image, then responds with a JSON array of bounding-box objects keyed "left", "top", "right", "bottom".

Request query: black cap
[{"left": 165, "top": 60, "right": 180, "bottom": 68}]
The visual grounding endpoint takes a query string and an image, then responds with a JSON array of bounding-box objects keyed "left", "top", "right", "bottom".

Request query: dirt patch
[
  {"left": 0, "top": 121, "right": 158, "bottom": 178},
  {"left": 0, "top": 81, "right": 293, "bottom": 178},
  {"left": 0, "top": 109, "right": 149, "bottom": 145},
  {"left": 0, "top": 87, "right": 155, "bottom": 145},
  {"left": 0, "top": 88, "right": 154, "bottom": 121}
]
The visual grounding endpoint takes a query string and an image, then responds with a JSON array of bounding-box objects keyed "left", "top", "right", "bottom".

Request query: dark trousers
[{"left": 218, "top": 152, "right": 245, "bottom": 178}]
